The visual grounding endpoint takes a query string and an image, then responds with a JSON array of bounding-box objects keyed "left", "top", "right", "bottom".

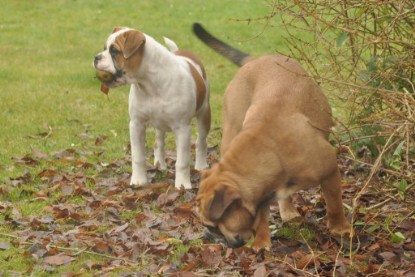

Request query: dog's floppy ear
[
  {"left": 208, "top": 184, "right": 241, "bottom": 221},
  {"left": 120, "top": 30, "right": 146, "bottom": 59},
  {"left": 112, "top": 26, "right": 126, "bottom": 33},
  {"left": 200, "top": 168, "right": 212, "bottom": 180}
]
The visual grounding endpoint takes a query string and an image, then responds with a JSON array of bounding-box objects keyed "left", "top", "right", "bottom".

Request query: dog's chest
[{"left": 129, "top": 84, "right": 195, "bottom": 131}]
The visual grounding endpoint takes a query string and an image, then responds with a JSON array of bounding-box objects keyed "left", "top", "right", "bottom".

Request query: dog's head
[
  {"left": 196, "top": 168, "right": 259, "bottom": 248},
  {"left": 93, "top": 27, "right": 146, "bottom": 88}
]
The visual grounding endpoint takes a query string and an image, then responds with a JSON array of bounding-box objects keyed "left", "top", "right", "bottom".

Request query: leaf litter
[{"left": 0, "top": 134, "right": 414, "bottom": 276}]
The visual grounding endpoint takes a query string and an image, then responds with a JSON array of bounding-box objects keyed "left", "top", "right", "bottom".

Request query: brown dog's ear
[
  {"left": 200, "top": 168, "right": 212, "bottom": 180},
  {"left": 120, "top": 30, "right": 146, "bottom": 59},
  {"left": 112, "top": 26, "right": 126, "bottom": 33},
  {"left": 208, "top": 184, "right": 241, "bottom": 221}
]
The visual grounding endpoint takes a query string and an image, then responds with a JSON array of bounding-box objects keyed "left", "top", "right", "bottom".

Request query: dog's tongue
[{"left": 100, "top": 83, "right": 109, "bottom": 95}]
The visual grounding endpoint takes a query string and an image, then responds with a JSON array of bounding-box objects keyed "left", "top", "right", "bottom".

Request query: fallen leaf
[
  {"left": 253, "top": 264, "right": 267, "bottom": 277},
  {"left": 297, "top": 253, "right": 318, "bottom": 269},
  {"left": 101, "top": 83, "right": 109, "bottom": 94},
  {"left": 61, "top": 184, "right": 75, "bottom": 196},
  {"left": 110, "top": 222, "right": 129, "bottom": 234},
  {"left": 32, "top": 148, "right": 49, "bottom": 160},
  {"left": 398, "top": 219, "right": 415, "bottom": 231},
  {"left": 379, "top": 251, "right": 400, "bottom": 263},
  {"left": 201, "top": 245, "right": 222, "bottom": 268},
  {"left": 363, "top": 263, "right": 381, "bottom": 275},
  {"left": 0, "top": 242, "right": 11, "bottom": 250},
  {"left": 92, "top": 241, "right": 111, "bottom": 254},
  {"left": 12, "top": 155, "right": 39, "bottom": 167},
  {"left": 43, "top": 254, "right": 75, "bottom": 266}
]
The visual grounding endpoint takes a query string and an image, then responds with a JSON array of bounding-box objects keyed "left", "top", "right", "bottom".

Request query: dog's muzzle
[
  {"left": 94, "top": 54, "right": 102, "bottom": 67},
  {"left": 93, "top": 55, "right": 125, "bottom": 86},
  {"left": 203, "top": 225, "right": 247, "bottom": 248}
]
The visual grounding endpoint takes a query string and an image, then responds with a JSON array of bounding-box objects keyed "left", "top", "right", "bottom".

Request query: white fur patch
[{"left": 163, "top": 36, "right": 179, "bottom": 52}]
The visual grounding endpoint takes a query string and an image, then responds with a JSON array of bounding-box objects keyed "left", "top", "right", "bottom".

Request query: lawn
[
  {"left": 0, "top": 0, "right": 281, "bottom": 172},
  {"left": 1, "top": 1, "right": 414, "bottom": 276}
]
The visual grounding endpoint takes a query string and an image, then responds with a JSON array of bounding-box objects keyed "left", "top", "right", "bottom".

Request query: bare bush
[{"left": 259, "top": 0, "right": 415, "bottom": 185}]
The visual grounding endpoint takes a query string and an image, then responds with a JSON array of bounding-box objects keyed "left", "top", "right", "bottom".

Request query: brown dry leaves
[{"left": 1, "top": 136, "right": 415, "bottom": 276}]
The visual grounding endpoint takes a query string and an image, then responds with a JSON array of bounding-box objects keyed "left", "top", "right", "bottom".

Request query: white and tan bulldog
[{"left": 93, "top": 27, "right": 211, "bottom": 189}]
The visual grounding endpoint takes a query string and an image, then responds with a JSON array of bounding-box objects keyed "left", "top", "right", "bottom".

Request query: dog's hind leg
[
  {"left": 195, "top": 105, "right": 210, "bottom": 170},
  {"left": 320, "top": 168, "right": 352, "bottom": 236},
  {"left": 174, "top": 125, "right": 192, "bottom": 189},
  {"left": 154, "top": 129, "right": 167, "bottom": 170}
]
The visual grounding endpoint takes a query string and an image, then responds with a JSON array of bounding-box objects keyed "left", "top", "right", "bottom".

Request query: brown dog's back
[
  {"left": 221, "top": 55, "right": 333, "bottom": 153},
  {"left": 193, "top": 23, "right": 333, "bottom": 147}
]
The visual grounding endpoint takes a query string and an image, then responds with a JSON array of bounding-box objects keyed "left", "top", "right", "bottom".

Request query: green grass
[
  {"left": 0, "top": 0, "right": 284, "bottom": 175},
  {"left": 273, "top": 223, "right": 315, "bottom": 241}
]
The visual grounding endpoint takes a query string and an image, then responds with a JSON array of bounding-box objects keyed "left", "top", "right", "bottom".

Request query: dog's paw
[
  {"left": 252, "top": 238, "right": 272, "bottom": 252},
  {"left": 154, "top": 159, "right": 167, "bottom": 170},
  {"left": 175, "top": 179, "right": 192, "bottom": 190},
  {"left": 130, "top": 175, "right": 147, "bottom": 187},
  {"left": 174, "top": 172, "right": 192, "bottom": 189},
  {"left": 175, "top": 182, "right": 192, "bottom": 190},
  {"left": 194, "top": 161, "right": 208, "bottom": 171},
  {"left": 328, "top": 220, "right": 353, "bottom": 237},
  {"left": 280, "top": 209, "right": 301, "bottom": 222}
]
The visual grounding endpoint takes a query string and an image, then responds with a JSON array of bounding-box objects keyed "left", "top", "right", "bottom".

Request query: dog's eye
[{"left": 109, "top": 45, "right": 120, "bottom": 55}]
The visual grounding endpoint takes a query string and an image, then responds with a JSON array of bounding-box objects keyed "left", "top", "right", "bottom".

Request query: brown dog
[{"left": 193, "top": 23, "right": 351, "bottom": 249}]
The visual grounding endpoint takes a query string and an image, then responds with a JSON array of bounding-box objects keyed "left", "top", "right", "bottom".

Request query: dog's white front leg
[
  {"left": 154, "top": 129, "right": 167, "bottom": 170},
  {"left": 129, "top": 120, "right": 147, "bottom": 186},
  {"left": 174, "top": 125, "right": 192, "bottom": 189}
]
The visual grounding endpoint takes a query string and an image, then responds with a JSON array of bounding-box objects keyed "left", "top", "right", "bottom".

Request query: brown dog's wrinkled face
[
  {"left": 93, "top": 27, "right": 146, "bottom": 88},
  {"left": 197, "top": 169, "right": 257, "bottom": 248}
]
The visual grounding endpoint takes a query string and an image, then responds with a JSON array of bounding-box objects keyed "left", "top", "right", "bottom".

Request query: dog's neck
[{"left": 130, "top": 34, "right": 180, "bottom": 89}]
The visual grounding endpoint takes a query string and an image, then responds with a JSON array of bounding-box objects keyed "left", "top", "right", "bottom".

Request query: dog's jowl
[
  {"left": 94, "top": 27, "right": 211, "bottom": 189},
  {"left": 193, "top": 23, "right": 351, "bottom": 250}
]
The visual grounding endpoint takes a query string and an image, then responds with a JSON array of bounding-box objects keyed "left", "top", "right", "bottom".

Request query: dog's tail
[
  {"left": 163, "top": 36, "right": 179, "bottom": 52},
  {"left": 192, "top": 23, "right": 253, "bottom": 67}
]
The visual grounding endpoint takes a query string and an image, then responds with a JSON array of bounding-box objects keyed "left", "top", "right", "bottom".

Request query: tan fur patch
[
  {"left": 175, "top": 50, "right": 207, "bottom": 79},
  {"left": 174, "top": 50, "right": 207, "bottom": 112},
  {"left": 187, "top": 62, "right": 206, "bottom": 111},
  {"left": 113, "top": 30, "right": 146, "bottom": 73}
]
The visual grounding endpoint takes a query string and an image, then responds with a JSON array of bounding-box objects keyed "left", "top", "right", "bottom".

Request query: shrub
[{"left": 264, "top": 1, "right": 414, "bottom": 182}]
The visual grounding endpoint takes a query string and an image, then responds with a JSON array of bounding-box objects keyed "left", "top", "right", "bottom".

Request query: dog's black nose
[
  {"left": 229, "top": 239, "right": 245, "bottom": 248},
  {"left": 94, "top": 54, "right": 102, "bottom": 66},
  {"left": 228, "top": 235, "right": 246, "bottom": 248}
]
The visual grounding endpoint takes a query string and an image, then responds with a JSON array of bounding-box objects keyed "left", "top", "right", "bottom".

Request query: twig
[
  {"left": 349, "top": 128, "right": 399, "bottom": 265},
  {"left": 365, "top": 197, "right": 393, "bottom": 211},
  {"left": 44, "top": 125, "right": 53, "bottom": 140},
  {"left": 229, "top": 0, "right": 278, "bottom": 42},
  {"left": 274, "top": 255, "right": 320, "bottom": 276},
  {"left": 0, "top": 233, "right": 20, "bottom": 240},
  {"left": 300, "top": 232, "right": 321, "bottom": 276},
  {"left": 333, "top": 238, "right": 342, "bottom": 277},
  {"left": 366, "top": 263, "right": 385, "bottom": 276},
  {"left": 343, "top": 155, "right": 414, "bottom": 183}
]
